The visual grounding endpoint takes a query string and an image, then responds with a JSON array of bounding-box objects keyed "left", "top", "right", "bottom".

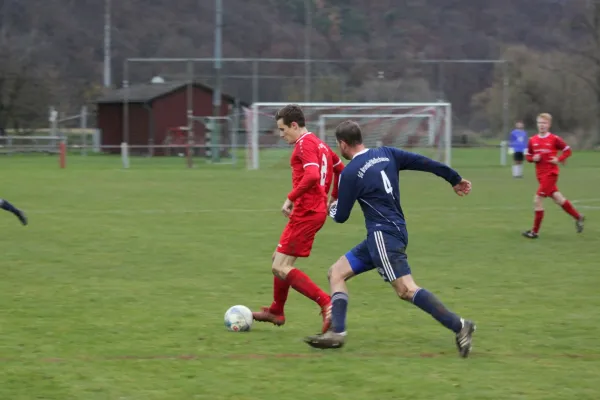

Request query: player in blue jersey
[
  {"left": 0, "top": 198, "right": 27, "bottom": 225},
  {"left": 304, "top": 120, "right": 476, "bottom": 358},
  {"left": 509, "top": 121, "right": 528, "bottom": 178}
]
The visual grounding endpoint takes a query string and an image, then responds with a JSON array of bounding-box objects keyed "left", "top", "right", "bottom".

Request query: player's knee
[
  {"left": 392, "top": 277, "right": 419, "bottom": 301},
  {"left": 327, "top": 263, "right": 343, "bottom": 283},
  {"left": 328, "top": 257, "right": 353, "bottom": 283},
  {"left": 271, "top": 263, "right": 285, "bottom": 279},
  {"left": 552, "top": 192, "right": 565, "bottom": 205},
  {"left": 534, "top": 195, "right": 544, "bottom": 210},
  {"left": 395, "top": 285, "right": 417, "bottom": 301}
]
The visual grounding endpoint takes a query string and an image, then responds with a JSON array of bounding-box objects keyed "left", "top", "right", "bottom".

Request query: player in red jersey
[
  {"left": 522, "top": 113, "right": 584, "bottom": 239},
  {"left": 252, "top": 104, "right": 344, "bottom": 333}
]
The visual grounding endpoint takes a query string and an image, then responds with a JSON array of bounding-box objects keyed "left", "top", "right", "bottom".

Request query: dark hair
[
  {"left": 275, "top": 104, "right": 305, "bottom": 127},
  {"left": 335, "top": 120, "right": 363, "bottom": 146}
]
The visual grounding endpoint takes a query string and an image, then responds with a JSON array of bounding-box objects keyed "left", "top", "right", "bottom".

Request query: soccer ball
[{"left": 224, "top": 305, "right": 253, "bottom": 332}]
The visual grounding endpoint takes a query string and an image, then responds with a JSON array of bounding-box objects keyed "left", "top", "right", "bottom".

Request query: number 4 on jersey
[{"left": 381, "top": 170, "right": 394, "bottom": 198}]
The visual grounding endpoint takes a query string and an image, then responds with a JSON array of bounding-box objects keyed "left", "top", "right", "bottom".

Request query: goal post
[{"left": 244, "top": 102, "right": 453, "bottom": 170}]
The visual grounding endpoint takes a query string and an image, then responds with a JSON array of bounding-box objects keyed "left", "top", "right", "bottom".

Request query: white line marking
[
  {"left": 21, "top": 199, "right": 600, "bottom": 215},
  {"left": 28, "top": 209, "right": 281, "bottom": 215},
  {"left": 572, "top": 198, "right": 600, "bottom": 204}
]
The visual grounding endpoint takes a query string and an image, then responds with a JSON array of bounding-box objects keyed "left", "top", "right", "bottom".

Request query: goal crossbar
[{"left": 253, "top": 102, "right": 451, "bottom": 107}]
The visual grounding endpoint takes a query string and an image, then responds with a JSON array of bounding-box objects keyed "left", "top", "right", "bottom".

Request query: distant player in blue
[
  {"left": 509, "top": 121, "right": 528, "bottom": 178},
  {"left": 304, "top": 120, "right": 476, "bottom": 358},
  {"left": 0, "top": 198, "right": 27, "bottom": 225}
]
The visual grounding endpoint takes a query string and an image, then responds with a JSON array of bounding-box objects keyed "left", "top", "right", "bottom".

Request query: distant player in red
[
  {"left": 522, "top": 113, "right": 584, "bottom": 238},
  {"left": 252, "top": 104, "right": 344, "bottom": 333}
]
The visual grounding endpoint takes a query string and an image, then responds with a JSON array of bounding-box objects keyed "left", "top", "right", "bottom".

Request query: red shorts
[
  {"left": 537, "top": 174, "right": 559, "bottom": 197},
  {"left": 277, "top": 211, "right": 327, "bottom": 258}
]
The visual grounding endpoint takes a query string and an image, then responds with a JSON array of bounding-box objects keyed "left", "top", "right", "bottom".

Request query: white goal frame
[{"left": 247, "top": 102, "right": 452, "bottom": 169}]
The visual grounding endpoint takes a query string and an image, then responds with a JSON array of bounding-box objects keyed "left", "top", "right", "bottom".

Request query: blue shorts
[{"left": 345, "top": 230, "right": 410, "bottom": 282}]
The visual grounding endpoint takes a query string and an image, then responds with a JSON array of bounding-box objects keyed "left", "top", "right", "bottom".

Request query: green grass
[{"left": 1, "top": 148, "right": 600, "bottom": 399}]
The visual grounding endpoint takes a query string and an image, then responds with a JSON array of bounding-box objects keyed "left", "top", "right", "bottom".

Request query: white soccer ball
[{"left": 224, "top": 305, "right": 253, "bottom": 332}]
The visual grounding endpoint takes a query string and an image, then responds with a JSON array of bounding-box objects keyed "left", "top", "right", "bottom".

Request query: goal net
[{"left": 243, "top": 102, "right": 452, "bottom": 170}]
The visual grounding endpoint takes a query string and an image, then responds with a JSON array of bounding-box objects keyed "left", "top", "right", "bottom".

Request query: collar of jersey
[
  {"left": 294, "top": 132, "right": 312, "bottom": 143},
  {"left": 353, "top": 148, "right": 370, "bottom": 158}
]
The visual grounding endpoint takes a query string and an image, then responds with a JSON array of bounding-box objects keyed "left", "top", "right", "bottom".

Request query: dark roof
[{"left": 96, "top": 81, "right": 241, "bottom": 104}]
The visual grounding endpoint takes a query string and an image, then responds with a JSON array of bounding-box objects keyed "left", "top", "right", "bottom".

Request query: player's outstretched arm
[
  {"left": 0, "top": 198, "right": 27, "bottom": 225},
  {"left": 390, "top": 148, "right": 462, "bottom": 187},
  {"left": 330, "top": 172, "right": 357, "bottom": 223}
]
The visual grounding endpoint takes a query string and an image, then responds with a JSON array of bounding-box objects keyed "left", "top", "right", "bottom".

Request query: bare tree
[{"left": 552, "top": 0, "right": 600, "bottom": 144}]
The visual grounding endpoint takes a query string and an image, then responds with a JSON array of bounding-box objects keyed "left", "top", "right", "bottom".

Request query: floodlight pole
[
  {"left": 304, "top": 0, "right": 311, "bottom": 102},
  {"left": 103, "top": 0, "right": 111, "bottom": 88},
  {"left": 211, "top": 0, "right": 223, "bottom": 162}
]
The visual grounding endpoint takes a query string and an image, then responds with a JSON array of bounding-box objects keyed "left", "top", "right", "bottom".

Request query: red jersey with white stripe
[
  {"left": 288, "top": 132, "right": 343, "bottom": 214},
  {"left": 526, "top": 132, "right": 571, "bottom": 177}
]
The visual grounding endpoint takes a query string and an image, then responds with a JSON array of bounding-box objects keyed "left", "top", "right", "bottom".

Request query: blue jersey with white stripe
[{"left": 330, "top": 147, "right": 462, "bottom": 235}]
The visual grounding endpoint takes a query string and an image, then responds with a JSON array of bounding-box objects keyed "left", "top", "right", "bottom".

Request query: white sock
[
  {"left": 517, "top": 164, "right": 523, "bottom": 177},
  {"left": 512, "top": 165, "right": 518, "bottom": 177}
]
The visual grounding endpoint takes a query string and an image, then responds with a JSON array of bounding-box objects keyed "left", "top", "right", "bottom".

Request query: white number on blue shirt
[{"left": 381, "top": 170, "right": 393, "bottom": 195}]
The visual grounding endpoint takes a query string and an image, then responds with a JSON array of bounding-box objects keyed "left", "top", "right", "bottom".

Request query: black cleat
[
  {"left": 304, "top": 330, "right": 346, "bottom": 349},
  {"left": 456, "top": 319, "right": 476, "bottom": 358},
  {"left": 14, "top": 209, "right": 27, "bottom": 226},
  {"left": 576, "top": 215, "right": 585, "bottom": 233},
  {"left": 522, "top": 230, "right": 538, "bottom": 239}
]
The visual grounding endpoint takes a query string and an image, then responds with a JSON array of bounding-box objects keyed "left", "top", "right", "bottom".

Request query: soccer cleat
[
  {"left": 252, "top": 306, "right": 285, "bottom": 326},
  {"left": 14, "top": 209, "right": 27, "bottom": 226},
  {"left": 304, "top": 330, "right": 346, "bottom": 349},
  {"left": 320, "top": 302, "right": 332, "bottom": 334},
  {"left": 522, "top": 230, "right": 538, "bottom": 239},
  {"left": 576, "top": 215, "right": 585, "bottom": 233},
  {"left": 455, "top": 319, "right": 476, "bottom": 358}
]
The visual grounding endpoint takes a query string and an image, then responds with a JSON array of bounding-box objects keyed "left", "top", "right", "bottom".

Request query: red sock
[
  {"left": 269, "top": 276, "right": 290, "bottom": 315},
  {"left": 285, "top": 268, "right": 330, "bottom": 308},
  {"left": 533, "top": 210, "right": 544, "bottom": 233},
  {"left": 561, "top": 200, "right": 581, "bottom": 220}
]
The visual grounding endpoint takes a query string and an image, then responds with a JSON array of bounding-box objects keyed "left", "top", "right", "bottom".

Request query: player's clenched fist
[
  {"left": 453, "top": 179, "right": 471, "bottom": 196},
  {"left": 281, "top": 198, "right": 293, "bottom": 218}
]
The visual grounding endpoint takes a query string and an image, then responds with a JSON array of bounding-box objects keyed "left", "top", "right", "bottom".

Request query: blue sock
[
  {"left": 411, "top": 288, "right": 463, "bottom": 333},
  {"left": 331, "top": 292, "right": 348, "bottom": 333},
  {"left": 0, "top": 199, "right": 17, "bottom": 213}
]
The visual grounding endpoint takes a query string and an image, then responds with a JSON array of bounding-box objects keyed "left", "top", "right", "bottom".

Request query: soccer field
[{"left": 1, "top": 149, "right": 599, "bottom": 399}]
